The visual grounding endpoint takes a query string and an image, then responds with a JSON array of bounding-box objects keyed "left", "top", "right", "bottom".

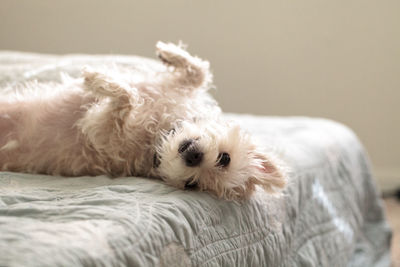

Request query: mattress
[{"left": 0, "top": 51, "right": 392, "bottom": 267}]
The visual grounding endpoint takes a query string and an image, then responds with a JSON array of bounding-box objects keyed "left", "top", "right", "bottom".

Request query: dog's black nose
[
  {"left": 179, "top": 139, "right": 203, "bottom": 167},
  {"left": 184, "top": 150, "right": 203, "bottom": 167}
]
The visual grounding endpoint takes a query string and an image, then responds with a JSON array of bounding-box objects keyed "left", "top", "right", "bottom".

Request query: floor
[{"left": 384, "top": 197, "right": 400, "bottom": 266}]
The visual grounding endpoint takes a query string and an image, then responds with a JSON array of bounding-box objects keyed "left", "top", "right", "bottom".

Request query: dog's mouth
[
  {"left": 184, "top": 177, "right": 198, "bottom": 190},
  {"left": 153, "top": 153, "right": 161, "bottom": 168}
]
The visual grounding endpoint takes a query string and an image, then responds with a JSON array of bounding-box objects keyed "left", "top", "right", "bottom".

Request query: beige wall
[{"left": 1, "top": 0, "right": 399, "bottom": 189}]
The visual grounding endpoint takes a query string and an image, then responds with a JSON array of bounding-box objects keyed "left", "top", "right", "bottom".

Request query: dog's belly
[
  {"left": 0, "top": 102, "right": 21, "bottom": 150},
  {"left": 0, "top": 93, "right": 98, "bottom": 175},
  {"left": 0, "top": 91, "right": 152, "bottom": 177}
]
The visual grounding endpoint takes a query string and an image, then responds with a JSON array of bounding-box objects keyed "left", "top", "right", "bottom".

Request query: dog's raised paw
[
  {"left": 155, "top": 41, "right": 211, "bottom": 89},
  {"left": 156, "top": 41, "right": 191, "bottom": 68}
]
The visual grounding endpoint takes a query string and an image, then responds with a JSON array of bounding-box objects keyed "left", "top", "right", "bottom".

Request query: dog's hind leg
[{"left": 156, "top": 41, "right": 212, "bottom": 90}]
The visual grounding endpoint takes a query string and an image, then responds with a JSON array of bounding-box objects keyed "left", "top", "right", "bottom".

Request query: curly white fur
[{"left": 0, "top": 42, "right": 285, "bottom": 200}]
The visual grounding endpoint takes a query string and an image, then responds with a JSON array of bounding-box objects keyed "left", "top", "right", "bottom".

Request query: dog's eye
[
  {"left": 168, "top": 128, "right": 176, "bottom": 136},
  {"left": 217, "top": 152, "right": 230, "bottom": 167}
]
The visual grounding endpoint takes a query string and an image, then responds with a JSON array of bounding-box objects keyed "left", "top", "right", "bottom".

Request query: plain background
[{"left": 1, "top": 0, "right": 399, "bottom": 190}]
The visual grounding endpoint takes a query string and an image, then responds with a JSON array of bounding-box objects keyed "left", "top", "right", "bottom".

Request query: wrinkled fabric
[{"left": 0, "top": 52, "right": 391, "bottom": 267}]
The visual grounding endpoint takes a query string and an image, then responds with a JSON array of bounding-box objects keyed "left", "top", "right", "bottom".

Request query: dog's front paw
[
  {"left": 156, "top": 41, "right": 190, "bottom": 68},
  {"left": 81, "top": 68, "right": 132, "bottom": 106},
  {"left": 82, "top": 68, "right": 105, "bottom": 89},
  {"left": 156, "top": 41, "right": 211, "bottom": 89}
]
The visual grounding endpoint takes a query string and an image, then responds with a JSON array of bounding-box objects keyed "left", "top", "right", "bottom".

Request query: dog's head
[{"left": 153, "top": 119, "right": 286, "bottom": 200}]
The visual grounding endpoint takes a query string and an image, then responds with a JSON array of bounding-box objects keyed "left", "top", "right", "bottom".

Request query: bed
[{"left": 0, "top": 51, "right": 392, "bottom": 267}]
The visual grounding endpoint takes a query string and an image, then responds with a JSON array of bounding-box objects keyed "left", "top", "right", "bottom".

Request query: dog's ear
[{"left": 248, "top": 152, "right": 286, "bottom": 193}]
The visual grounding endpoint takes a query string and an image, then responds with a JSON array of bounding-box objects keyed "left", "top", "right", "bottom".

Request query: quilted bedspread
[{"left": 0, "top": 51, "right": 392, "bottom": 267}]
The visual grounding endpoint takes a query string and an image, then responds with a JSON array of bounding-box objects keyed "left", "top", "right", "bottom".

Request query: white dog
[{"left": 0, "top": 42, "right": 285, "bottom": 200}]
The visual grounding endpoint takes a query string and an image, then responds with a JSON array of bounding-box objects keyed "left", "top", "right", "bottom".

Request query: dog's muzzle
[{"left": 178, "top": 139, "right": 203, "bottom": 167}]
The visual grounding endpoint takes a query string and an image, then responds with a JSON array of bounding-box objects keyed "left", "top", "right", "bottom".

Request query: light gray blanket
[{"left": 0, "top": 52, "right": 392, "bottom": 267}]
